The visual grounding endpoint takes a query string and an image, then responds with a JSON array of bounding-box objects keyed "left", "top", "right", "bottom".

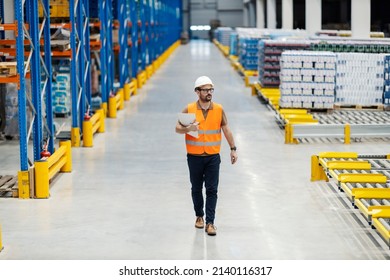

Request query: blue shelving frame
[
  {"left": 69, "top": 0, "right": 92, "bottom": 145},
  {"left": 139, "top": 0, "right": 146, "bottom": 71},
  {"left": 130, "top": 0, "right": 138, "bottom": 79},
  {"left": 115, "top": 0, "right": 130, "bottom": 88},
  {"left": 14, "top": 0, "right": 54, "bottom": 171}
]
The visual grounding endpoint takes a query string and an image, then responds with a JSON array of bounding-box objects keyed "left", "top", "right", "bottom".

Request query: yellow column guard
[
  {"left": 71, "top": 127, "right": 80, "bottom": 147},
  {"left": 35, "top": 141, "right": 72, "bottom": 198},
  {"left": 108, "top": 95, "right": 117, "bottom": 118},
  {"left": 83, "top": 119, "right": 93, "bottom": 147},
  {"left": 124, "top": 82, "right": 131, "bottom": 100},
  {"left": 117, "top": 88, "right": 124, "bottom": 110},
  {"left": 35, "top": 160, "right": 49, "bottom": 198},
  {"left": 18, "top": 170, "right": 30, "bottom": 199}
]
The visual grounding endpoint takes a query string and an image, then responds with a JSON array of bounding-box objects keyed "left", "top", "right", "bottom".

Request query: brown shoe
[
  {"left": 195, "top": 216, "right": 204, "bottom": 228},
  {"left": 205, "top": 223, "right": 217, "bottom": 236}
]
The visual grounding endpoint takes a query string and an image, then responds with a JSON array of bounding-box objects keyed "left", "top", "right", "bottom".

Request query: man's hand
[
  {"left": 187, "top": 122, "right": 199, "bottom": 132},
  {"left": 230, "top": 150, "right": 238, "bottom": 164}
]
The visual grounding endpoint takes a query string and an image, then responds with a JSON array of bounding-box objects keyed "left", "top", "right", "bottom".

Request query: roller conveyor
[
  {"left": 313, "top": 111, "right": 390, "bottom": 125},
  {"left": 312, "top": 151, "right": 390, "bottom": 249},
  {"left": 288, "top": 111, "right": 390, "bottom": 144},
  {"left": 355, "top": 197, "right": 390, "bottom": 224},
  {"left": 372, "top": 214, "right": 390, "bottom": 249}
]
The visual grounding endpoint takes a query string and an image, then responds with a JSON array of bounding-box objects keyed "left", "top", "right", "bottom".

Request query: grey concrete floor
[{"left": 1, "top": 40, "right": 390, "bottom": 260}]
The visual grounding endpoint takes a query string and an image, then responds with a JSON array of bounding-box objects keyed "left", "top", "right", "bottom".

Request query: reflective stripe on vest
[
  {"left": 198, "top": 129, "right": 221, "bottom": 135},
  {"left": 185, "top": 140, "right": 222, "bottom": 146},
  {"left": 185, "top": 102, "right": 223, "bottom": 155}
]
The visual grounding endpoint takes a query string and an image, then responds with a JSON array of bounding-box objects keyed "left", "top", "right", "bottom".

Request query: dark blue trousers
[{"left": 187, "top": 154, "right": 221, "bottom": 225}]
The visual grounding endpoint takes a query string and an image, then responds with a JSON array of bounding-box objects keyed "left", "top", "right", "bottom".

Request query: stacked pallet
[
  {"left": 258, "top": 40, "right": 310, "bottom": 87},
  {"left": 335, "top": 53, "right": 385, "bottom": 107},
  {"left": 279, "top": 51, "right": 336, "bottom": 109}
]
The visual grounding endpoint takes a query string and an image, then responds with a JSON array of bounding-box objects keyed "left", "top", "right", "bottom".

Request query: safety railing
[
  {"left": 34, "top": 141, "right": 72, "bottom": 199},
  {"left": 108, "top": 89, "right": 125, "bottom": 118},
  {"left": 146, "top": 65, "right": 154, "bottom": 79},
  {"left": 137, "top": 71, "right": 147, "bottom": 89},
  {"left": 83, "top": 109, "right": 105, "bottom": 147},
  {"left": 124, "top": 79, "right": 138, "bottom": 100}
]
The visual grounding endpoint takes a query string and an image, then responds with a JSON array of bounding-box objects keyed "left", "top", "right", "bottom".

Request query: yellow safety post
[
  {"left": 132, "top": 79, "right": 138, "bottom": 95},
  {"left": 101, "top": 102, "right": 108, "bottom": 116},
  {"left": 311, "top": 155, "right": 329, "bottom": 182},
  {"left": 71, "top": 127, "right": 80, "bottom": 147},
  {"left": 18, "top": 170, "right": 30, "bottom": 199},
  {"left": 83, "top": 118, "right": 93, "bottom": 147},
  {"left": 285, "top": 123, "right": 291, "bottom": 144},
  {"left": 118, "top": 88, "right": 124, "bottom": 110},
  {"left": 60, "top": 141, "right": 72, "bottom": 172},
  {"left": 344, "top": 123, "right": 351, "bottom": 144},
  {"left": 137, "top": 73, "right": 143, "bottom": 89},
  {"left": 146, "top": 65, "right": 153, "bottom": 79},
  {"left": 97, "top": 109, "right": 105, "bottom": 133},
  {"left": 108, "top": 95, "right": 117, "bottom": 118},
  {"left": 124, "top": 82, "right": 131, "bottom": 101},
  {"left": 251, "top": 85, "right": 257, "bottom": 96},
  {"left": 35, "top": 160, "right": 49, "bottom": 198}
]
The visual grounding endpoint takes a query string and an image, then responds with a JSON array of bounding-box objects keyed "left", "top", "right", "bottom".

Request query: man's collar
[{"left": 196, "top": 101, "right": 213, "bottom": 110}]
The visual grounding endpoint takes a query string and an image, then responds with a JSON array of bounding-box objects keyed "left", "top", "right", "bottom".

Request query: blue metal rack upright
[
  {"left": 115, "top": 0, "right": 130, "bottom": 89},
  {"left": 0, "top": 1, "right": 4, "bottom": 39},
  {"left": 107, "top": 0, "right": 115, "bottom": 97},
  {"left": 69, "top": 0, "right": 92, "bottom": 147},
  {"left": 148, "top": 0, "right": 156, "bottom": 64},
  {"left": 130, "top": 0, "right": 138, "bottom": 80},
  {"left": 11, "top": 0, "right": 54, "bottom": 198},
  {"left": 138, "top": 0, "right": 146, "bottom": 72}
]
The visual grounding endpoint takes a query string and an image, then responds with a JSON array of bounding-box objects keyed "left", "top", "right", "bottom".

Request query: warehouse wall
[{"left": 188, "top": 0, "right": 244, "bottom": 39}]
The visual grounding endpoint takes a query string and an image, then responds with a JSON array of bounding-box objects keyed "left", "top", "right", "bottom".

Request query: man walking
[{"left": 175, "top": 76, "right": 238, "bottom": 236}]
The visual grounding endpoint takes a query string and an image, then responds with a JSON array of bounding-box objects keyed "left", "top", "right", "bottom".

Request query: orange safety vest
[{"left": 185, "top": 102, "right": 222, "bottom": 155}]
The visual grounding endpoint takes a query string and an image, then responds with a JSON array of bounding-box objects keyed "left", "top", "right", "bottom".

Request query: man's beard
[{"left": 201, "top": 94, "right": 212, "bottom": 102}]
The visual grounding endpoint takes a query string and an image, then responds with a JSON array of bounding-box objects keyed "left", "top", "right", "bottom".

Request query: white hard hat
[{"left": 194, "top": 76, "right": 213, "bottom": 89}]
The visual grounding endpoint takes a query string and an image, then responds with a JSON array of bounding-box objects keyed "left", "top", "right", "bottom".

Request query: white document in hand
[{"left": 178, "top": 113, "right": 198, "bottom": 138}]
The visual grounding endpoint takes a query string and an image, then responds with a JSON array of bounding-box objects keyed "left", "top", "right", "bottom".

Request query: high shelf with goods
[
  {"left": 0, "top": 0, "right": 54, "bottom": 197},
  {"left": 89, "top": 0, "right": 115, "bottom": 111},
  {"left": 113, "top": 0, "right": 131, "bottom": 89},
  {"left": 138, "top": 0, "right": 147, "bottom": 73},
  {"left": 69, "top": 0, "right": 92, "bottom": 146}
]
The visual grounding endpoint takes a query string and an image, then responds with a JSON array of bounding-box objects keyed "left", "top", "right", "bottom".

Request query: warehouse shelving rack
[
  {"left": 115, "top": 0, "right": 130, "bottom": 89},
  {"left": 69, "top": 0, "right": 92, "bottom": 146},
  {"left": 0, "top": 0, "right": 55, "bottom": 197},
  {"left": 130, "top": 0, "right": 138, "bottom": 81},
  {"left": 138, "top": 0, "right": 146, "bottom": 73}
]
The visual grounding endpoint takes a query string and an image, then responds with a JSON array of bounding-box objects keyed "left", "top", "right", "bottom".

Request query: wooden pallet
[
  {"left": 334, "top": 104, "right": 384, "bottom": 111},
  {"left": 0, "top": 62, "right": 17, "bottom": 76},
  {"left": 0, "top": 175, "right": 18, "bottom": 198}
]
